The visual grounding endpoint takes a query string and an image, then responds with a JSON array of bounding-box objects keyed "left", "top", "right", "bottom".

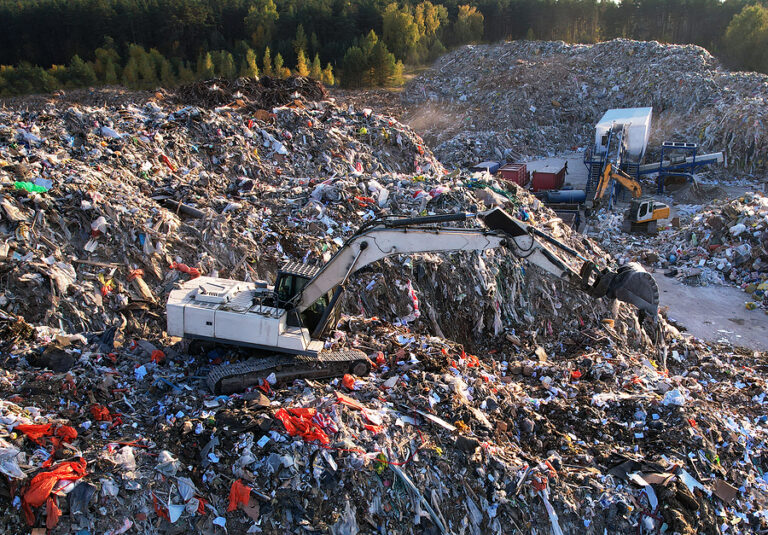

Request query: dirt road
[{"left": 653, "top": 272, "right": 768, "bottom": 351}]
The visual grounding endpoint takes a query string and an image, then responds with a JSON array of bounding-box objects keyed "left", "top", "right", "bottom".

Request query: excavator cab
[
  {"left": 623, "top": 199, "right": 670, "bottom": 233},
  {"left": 274, "top": 262, "right": 334, "bottom": 332}
]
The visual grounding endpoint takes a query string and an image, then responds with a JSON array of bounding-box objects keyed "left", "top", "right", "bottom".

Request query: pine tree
[
  {"left": 94, "top": 37, "right": 120, "bottom": 81},
  {"left": 197, "top": 52, "right": 215, "bottom": 79},
  {"left": 309, "top": 32, "right": 320, "bottom": 56},
  {"left": 160, "top": 59, "right": 176, "bottom": 86},
  {"left": 322, "top": 63, "right": 335, "bottom": 86},
  {"left": 293, "top": 24, "right": 308, "bottom": 56},
  {"left": 295, "top": 49, "right": 310, "bottom": 77},
  {"left": 309, "top": 53, "right": 322, "bottom": 80},
  {"left": 104, "top": 59, "right": 119, "bottom": 85},
  {"left": 392, "top": 60, "right": 405, "bottom": 86},
  {"left": 122, "top": 59, "right": 139, "bottom": 87},
  {"left": 177, "top": 61, "right": 195, "bottom": 82},
  {"left": 371, "top": 41, "right": 396, "bottom": 86},
  {"left": 240, "top": 48, "right": 259, "bottom": 78},
  {"left": 341, "top": 46, "right": 365, "bottom": 88},
  {"left": 262, "top": 47, "right": 273, "bottom": 77},
  {"left": 217, "top": 51, "right": 236, "bottom": 78},
  {"left": 274, "top": 53, "right": 285, "bottom": 78},
  {"left": 67, "top": 55, "right": 97, "bottom": 87},
  {"left": 245, "top": 0, "right": 279, "bottom": 51}
]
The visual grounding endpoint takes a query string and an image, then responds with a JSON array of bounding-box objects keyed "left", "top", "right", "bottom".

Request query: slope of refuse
[
  {"left": 0, "top": 79, "right": 766, "bottom": 535},
  {"left": 403, "top": 39, "right": 768, "bottom": 170}
]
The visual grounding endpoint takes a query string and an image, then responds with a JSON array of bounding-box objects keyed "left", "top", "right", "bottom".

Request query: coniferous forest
[{"left": 0, "top": 0, "right": 766, "bottom": 96}]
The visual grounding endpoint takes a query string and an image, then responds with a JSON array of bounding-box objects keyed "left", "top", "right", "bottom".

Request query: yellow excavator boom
[{"left": 595, "top": 163, "right": 643, "bottom": 200}]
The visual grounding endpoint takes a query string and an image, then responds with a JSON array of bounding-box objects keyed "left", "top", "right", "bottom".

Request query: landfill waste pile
[
  {"left": 589, "top": 191, "right": 768, "bottom": 310},
  {"left": 0, "top": 78, "right": 767, "bottom": 535},
  {"left": 402, "top": 39, "right": 768, "bottom": 171}
]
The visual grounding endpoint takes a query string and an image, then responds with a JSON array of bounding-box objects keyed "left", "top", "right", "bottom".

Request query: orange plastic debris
[
  {"left": 168, "top": 262, "right": 201, "bottom": 279},
  {"left": 22, "top": 458, "right": 87, "bottom": 525},
  {"left": 45, "top": 497, "right": 61, "bottom": 530},
  {"left": 227, "top": 479, "right": 252, "bottom": 512},
  {"left": 90, "top": 404, "right": 112, "bottom": 422},
  {"left": 15, "top": 424, "right": 77, "bottom": 448},
  {"left": 274, "top": 408, "right": 329, "bottom": 444},
  {"left": 342, "top": 374, "right": 357, "bottom": 390}
]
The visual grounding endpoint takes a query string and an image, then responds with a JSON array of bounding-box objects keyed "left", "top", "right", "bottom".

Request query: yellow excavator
[
  {"left": 594, "top": 162, "right": 642, "bottom": 200},
  {"left": 595, "top": 162, "right": 669, "bottom": 233}
]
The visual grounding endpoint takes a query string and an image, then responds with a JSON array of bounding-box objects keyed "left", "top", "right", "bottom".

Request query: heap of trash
[
  {"left": 590, "top": 191, "right": 768, "bottom": 310},
  {"left": 403, "top": 39, "right": 768, "bottom": 171},
  {"left": 0, "top": 78, "right": 766, "bottom": 535}
]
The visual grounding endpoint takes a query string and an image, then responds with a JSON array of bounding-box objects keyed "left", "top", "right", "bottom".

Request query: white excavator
[{"left": 167, "top": 208, "right": 659, "bottom": 393}]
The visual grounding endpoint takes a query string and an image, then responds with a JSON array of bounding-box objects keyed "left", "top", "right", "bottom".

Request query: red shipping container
[
  {"left": 498, "top": 163, "right": 529, "bottom": 187},
  {"left": 531, "top": 164, "right": 566, "bottom": 192}
]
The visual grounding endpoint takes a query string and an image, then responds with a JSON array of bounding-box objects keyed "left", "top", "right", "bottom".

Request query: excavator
[
  {"left": 595, "top": 162, "right": 670, "bottom": 234},
  {"left": 167, "top": 207, "right": 660, "bottom": 394}
]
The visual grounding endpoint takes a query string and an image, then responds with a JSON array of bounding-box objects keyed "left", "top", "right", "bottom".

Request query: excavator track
[{"left": 206, "top": 350, "right": 370, "bottom": 394}]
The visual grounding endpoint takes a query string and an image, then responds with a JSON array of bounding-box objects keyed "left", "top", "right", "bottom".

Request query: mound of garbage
[
  {"left": 0, "top": 80, "right": 766, "bottom": 535},
  {"left": 403, "top": 39, "right": 768, "bottom": 171}
]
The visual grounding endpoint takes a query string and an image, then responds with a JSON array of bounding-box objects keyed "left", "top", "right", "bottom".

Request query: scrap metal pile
[
  {"left": 0, "top": 75, "right": 766, "bottom": 535},
  {"left": 590, "top": 191, "right": 768, "bottom": 310},
  {"left": 403, "top": 39, "right": 768, "bottom": 171}
]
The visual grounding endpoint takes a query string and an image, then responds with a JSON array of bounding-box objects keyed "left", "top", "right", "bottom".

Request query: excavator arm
[
  {"left": 295, "top": 208, "right": 658, "bottom": 320},
  {"left": 595, "top": 162, "right": 643, "bottom": 200}
]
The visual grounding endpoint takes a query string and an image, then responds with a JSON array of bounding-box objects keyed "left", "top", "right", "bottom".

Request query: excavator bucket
[{"left": 581, "top": 262, "right": 659, "bottom": 318}]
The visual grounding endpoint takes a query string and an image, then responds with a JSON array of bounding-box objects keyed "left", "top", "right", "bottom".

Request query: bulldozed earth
[{"left": 0, "top": 39, "right": 766, "bottom": 534}]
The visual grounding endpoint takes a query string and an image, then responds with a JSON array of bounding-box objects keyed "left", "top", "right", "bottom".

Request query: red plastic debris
[
  {"left": 90, "top": 404, "right": 112, "bottom": 422},
  {"left": 227, "top": 479, "right": 252, "bottom": 512},
  {"left": 161, "top": 154, "right": 176, "bottom": 172},
  {"left": 274, "top": 408, "right": 330, "bottom": 444},
  {"left": 152, "top": 492, "right": 171, "bottom": 521},
  {"left": 151, "top": 350, "right": 166, "bottom": 364},
  {"left": 22, "top": 458, "right": 87, "bottom": 525},
  {"left": 46, "top": 497, "right": 61, "bottom": 530},
  {"left": 15, "top": 424, "right": 77, "bottom": 449},
  {"left": 168, "top": 262, "right": 201, "bottom": 279},
  {"left": 342, "top": 374, "right": 357, "bottom": 390},
  {"left": 571, "top": 370, "right": 582, "bottom": 380}
]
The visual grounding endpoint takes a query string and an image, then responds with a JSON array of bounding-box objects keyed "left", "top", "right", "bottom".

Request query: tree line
[{"left": 0, "top": 0, "right": 766, "bottom": 97}]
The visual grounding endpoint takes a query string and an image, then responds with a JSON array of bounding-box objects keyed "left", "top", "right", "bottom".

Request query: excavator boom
[{"left": 595, "top": 162, "right": 643, "bottom": 200}]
